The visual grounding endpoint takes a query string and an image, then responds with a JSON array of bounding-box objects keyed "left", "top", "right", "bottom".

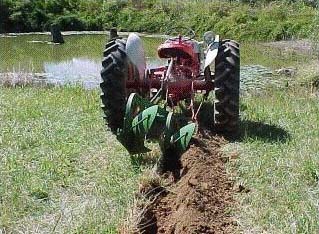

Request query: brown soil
[{"left": 137, "top": 134, "right": 236, "bottom": 234}]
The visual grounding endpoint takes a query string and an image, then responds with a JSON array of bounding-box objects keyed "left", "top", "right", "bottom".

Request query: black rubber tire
[
  {"left": 214, "top": 40, "right": 240, "bottom": 134},
  {"left": 100, "top": 39, "right": 128, "bottom": 133}
]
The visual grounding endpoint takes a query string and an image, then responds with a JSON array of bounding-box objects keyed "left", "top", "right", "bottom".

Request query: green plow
[{"left": 117, "top": 93, "right": 196, "bottom": 155}]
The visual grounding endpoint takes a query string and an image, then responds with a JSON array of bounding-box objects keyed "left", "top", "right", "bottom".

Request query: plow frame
[{"left": 126, "top": 66, "right": 215, "bottom": 104}]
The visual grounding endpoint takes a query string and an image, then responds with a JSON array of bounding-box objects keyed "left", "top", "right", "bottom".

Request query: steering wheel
[{"left": 165, "top": 27, "right": 195, "bottom": 41}]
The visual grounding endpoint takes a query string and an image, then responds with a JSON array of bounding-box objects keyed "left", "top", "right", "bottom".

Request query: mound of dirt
[{"left": 138, "top": 135, "right": 236, "bottom": 234}]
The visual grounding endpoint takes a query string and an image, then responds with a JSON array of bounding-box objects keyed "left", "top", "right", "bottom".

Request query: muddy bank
[
  {"left": 0, "top": 72, "right": 99, "bottom": 89},
  {"left": 1, "top": 64, "right": 281, "bottom": 91},
  {"left": 135, "top": 135, "right": 237, "bottom": 234}
]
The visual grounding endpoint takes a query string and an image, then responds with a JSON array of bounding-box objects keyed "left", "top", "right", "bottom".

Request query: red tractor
[{"left": 100, "top": 28, "right": 239, "bottom": 155}]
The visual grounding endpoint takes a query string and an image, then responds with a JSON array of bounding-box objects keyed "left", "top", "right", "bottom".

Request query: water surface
[
  {"left": 0, "top": 34, "right": 309, "bottom": 88},
  {"left": 0, "top": 34, "right": 164, "bottom": 87}
]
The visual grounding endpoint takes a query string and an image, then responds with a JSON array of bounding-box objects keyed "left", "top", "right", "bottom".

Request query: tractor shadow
[
  {"left": 238, "top": 120, "right": 291, "bottom": 143},
  {"left": 129, "top": 102, "right": 291, "bottom": 170},
  {"left": 196, "top": 102, "right": 290, "bottom": 143}
]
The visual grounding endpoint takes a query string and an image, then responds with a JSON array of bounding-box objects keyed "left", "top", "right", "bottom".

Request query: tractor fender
[
  {"left": 204, "top": 35, "right": 220, "bottom": 69},
  {"left": 126, "top": 33, "right": 146, "bottom": 81}
]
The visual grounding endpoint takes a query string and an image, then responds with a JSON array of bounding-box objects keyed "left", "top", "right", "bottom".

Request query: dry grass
[
  {"left": 119, "top": 168, "right": 166, "bottom": 234},
  {"left": 0, "top": 72, "right": 49, "bottom": 88}
]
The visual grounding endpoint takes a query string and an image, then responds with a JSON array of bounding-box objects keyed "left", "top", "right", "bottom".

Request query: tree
[{"left": 0, "top": 0, "right": 13, "bottom": 32}]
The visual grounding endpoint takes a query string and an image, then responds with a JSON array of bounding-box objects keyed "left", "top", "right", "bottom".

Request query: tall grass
[{"left": 310, "top": 1, "right": 319, "bottom": 59}]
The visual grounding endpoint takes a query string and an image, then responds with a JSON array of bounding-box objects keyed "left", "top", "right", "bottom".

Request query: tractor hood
[{"left": 158, "top": 39, "right": 199, "bottom": 61}]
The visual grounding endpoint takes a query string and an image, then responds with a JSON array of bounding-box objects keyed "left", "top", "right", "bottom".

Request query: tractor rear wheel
[
  {"left": 100, "top": 39, "right": 128, "bottom": 133},
  {"left": 214, "top": 40, "right": 240, "bottom": 134}
]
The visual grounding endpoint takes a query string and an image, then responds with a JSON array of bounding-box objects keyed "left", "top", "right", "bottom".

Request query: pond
[
  {"left": 0, "top": 33, "right": 309, "bottom": 89},
  {"left": 0, "top": 34, "right": 166, "bottom": 88}
]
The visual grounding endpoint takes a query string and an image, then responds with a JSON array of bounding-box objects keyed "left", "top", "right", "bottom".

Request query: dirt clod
[{"left": 138, "top": 135, "right": 236, "bottom": 234}]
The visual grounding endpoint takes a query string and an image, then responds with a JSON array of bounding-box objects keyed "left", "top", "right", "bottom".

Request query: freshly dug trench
[{"left": 137, "top": 135, "right": 237, "bottom": 234}]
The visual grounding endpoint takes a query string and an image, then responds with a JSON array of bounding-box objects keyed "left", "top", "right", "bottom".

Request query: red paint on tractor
[{"left": 126, "top": 35, "right": 213, "bottom": 104}]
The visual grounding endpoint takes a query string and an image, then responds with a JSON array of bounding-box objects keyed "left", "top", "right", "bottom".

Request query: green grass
[
  {"left": 227, "top": 83, "right": 319, "bottom": 233},
  {"left": 241, "top": 42, "right": 313, "bottom": 69},
  {"left": 0, "top": 86, "right": 145, "bottom": 233},
  {"left": 0, "top": 40, "right": 318, "bottom": 233}
]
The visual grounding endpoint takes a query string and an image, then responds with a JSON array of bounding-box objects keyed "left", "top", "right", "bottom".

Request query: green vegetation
[
  {"left": 225, "top": 62, "right": 319, "bottom": 233},
  {"left": 0, "top": 0, "right": 318, "bottom": 41},
  {"left": 0, "top": 86, "right": 150, "bottom": 233},
  {"left": 1, "top": 1, "right": 319, "bottom": 232},
  {"left": 0, "top": 41, "right": 318, "bottom": 232}
]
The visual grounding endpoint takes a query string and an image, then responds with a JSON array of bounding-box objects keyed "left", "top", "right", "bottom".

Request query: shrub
[
  {"left": 0, "top": 0, "right": 13, "bottom": 33},
  {"left": 1, "top": 0, "right": 318, "bottom": 41},
  {"left": 54, "top": 15, "right": 87, "bottom": 31}
]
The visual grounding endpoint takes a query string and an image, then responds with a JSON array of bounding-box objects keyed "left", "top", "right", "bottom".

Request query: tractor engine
[
  {"left": 157, "top": 36, "right": 201, "bottom": 79},
  {"left": 155, "top": 36, "right": 202, "bottom": 104}
]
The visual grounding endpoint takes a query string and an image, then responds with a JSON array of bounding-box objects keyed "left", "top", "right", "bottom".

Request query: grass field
[
  {"left": 0, "top": 86, "right": 150, "bottom": 233},
  {"left": 230, "top": 88, "right": 319, "bottom": 233},
  {"left": 225, "top": 63, "right": 319, "bottom": 233},
  {"left": 1, "top": 48, "right": 318, "bottom": 233}
]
